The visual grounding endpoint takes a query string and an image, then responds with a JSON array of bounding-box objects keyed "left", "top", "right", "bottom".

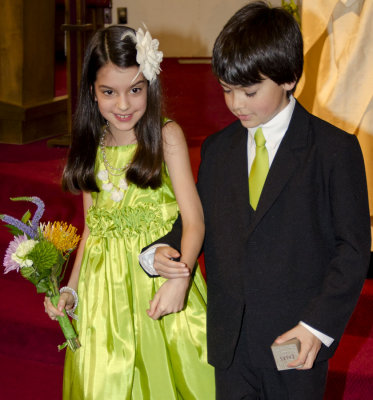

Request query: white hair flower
[
  {"left": 122, "top": 27, "right": 163, "bottom": 83},
  {"left": 135, "top": 28, "right": 163, "bottom": 83}
]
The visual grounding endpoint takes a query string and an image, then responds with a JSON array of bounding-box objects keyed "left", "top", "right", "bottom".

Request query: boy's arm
[
  {"left": 277, "top": 134, "right": 371, "bottom": 369},
  {"left": 138, "top": 214, "right": 189, "bottom": 278},
  {"left": 300, "top": 134, "right": 371, "bottom": 336}
]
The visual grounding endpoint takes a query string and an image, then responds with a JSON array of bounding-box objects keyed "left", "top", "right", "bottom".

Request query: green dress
[{"left": 63, "top": 144, "right": 215, "bottom": 400}]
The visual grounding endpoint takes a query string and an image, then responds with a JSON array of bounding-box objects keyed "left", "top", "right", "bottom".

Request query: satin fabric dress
[{"left": 63, "top": 143, "right": 215, "bottom": 400}]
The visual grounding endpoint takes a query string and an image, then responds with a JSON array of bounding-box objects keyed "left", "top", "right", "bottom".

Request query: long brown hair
[{"left": 62, "top": 25, "right": 164, "bottom": 193}]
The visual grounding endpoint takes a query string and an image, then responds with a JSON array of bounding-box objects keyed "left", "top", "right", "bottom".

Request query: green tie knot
[
  {"left": 249, "top": 127, "right": 269, "bottom": 210},
  {"left": 254, "top": 127, "right": 266, "bottom": 147}
]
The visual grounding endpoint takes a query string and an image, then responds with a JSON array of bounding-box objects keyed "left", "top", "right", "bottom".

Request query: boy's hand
[
  {"left": 154, "top": 246, "right": 190, "bottom": 278},
  {"left": 147, "top": 278, "right": 190, "bottom": 320},
  {"left": 275, "top": 324, "right": 322, "bottom": 370},
  {"left": 44, "top": 292, "right": 74, "bottom": 320}
]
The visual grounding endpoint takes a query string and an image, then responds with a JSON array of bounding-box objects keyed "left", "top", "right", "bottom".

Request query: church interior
[{"left": 0, "top": 1, "right": 372, "bottom": 399}]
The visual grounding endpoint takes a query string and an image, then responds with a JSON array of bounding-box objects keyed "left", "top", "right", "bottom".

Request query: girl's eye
[
  {"left": 103, "top": 89, "right": 114, "bottom": 96},
  {"left": 131, "top": 87, "right": 141, "bottom": 94}
]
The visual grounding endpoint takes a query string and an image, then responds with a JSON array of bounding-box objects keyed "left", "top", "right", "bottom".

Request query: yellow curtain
[{"left": 296, "top": 0, "right": 373, "bottom": 225}]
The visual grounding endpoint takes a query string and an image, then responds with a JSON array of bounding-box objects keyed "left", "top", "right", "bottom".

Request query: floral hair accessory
[
  {"left": 121, "top": 26, "right": 163, "bottom": 83},
  {"left": 1, "top": 196, "right": 81, "bottom": 352}
]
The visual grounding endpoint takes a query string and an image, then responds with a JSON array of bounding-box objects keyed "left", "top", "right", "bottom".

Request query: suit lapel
[
  {"left": 247, "top": 102, "right": 311, "bottom": 236},
  {"left": 223, "top": 124, "right": 251, "bottom": 230}
]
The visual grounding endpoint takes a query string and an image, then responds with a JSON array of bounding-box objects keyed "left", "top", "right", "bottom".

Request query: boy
[{"left": 140, "top": 2, "right": 371, "bottom": 399}]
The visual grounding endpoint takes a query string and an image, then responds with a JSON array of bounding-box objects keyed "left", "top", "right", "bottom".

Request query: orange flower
[{"left": 41, "top": 222, "right": 80, "bottom": 254}]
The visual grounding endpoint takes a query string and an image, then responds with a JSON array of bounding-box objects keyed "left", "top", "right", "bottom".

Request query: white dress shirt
[{"left": 248, "top": 95, "right": 295, "bottom": 173}]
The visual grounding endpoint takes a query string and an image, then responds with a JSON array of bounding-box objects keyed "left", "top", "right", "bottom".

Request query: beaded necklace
[{"left": 97, "top": 127, "right": 130, "bottom": 202}]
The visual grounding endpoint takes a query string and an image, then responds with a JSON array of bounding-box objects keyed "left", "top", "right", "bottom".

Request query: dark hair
[
  {"left": 63, "top": 25, "right": 164, "bottom": 193},
  {"left": 212, "top": 1, "right": 303, "bottom": 93}
]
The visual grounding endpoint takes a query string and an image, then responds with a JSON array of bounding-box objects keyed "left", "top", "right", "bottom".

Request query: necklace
[
  {"left": 99, "top": 127, "right": 127, "bottom": 176},
  {"left": 98, "top": 126, "right": 129, "bottom": 202}
]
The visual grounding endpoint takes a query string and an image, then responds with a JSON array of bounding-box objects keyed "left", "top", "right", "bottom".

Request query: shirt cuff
[
  {"left": 300, "top": 321, "right": 334, "bottom": 347},
  {"left": 138, "top": 244, "right": 169, "bottom": 277}
]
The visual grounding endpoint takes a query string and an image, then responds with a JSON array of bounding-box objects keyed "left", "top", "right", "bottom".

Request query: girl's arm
[
  {"left": 147, "top": 122, "right": 205, "bottom": 320},
  {"left": 163, "top": 122, "right": 204, "bottom": 272},
  {"left": 44, "top": 192, "right": 92, "bottom": 319}
]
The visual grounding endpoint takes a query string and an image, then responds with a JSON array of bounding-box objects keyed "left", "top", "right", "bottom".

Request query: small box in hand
[{"left": 271, "top": 338, "right": 301, "bottom": 371}]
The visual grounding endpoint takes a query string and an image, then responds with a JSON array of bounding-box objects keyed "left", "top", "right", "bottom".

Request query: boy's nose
[{"left": 231, "top": 91, "right": 246, "bottom": 111}]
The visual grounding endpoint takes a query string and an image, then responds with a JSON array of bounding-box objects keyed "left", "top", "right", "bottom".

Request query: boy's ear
[{"left": 282, "top": 81, "right": 296, "bottom": 91}]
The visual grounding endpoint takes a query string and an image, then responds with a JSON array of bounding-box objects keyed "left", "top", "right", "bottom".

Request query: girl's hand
[
  {"left": 147, "top": 278, "right": 190, "bottom": 320},
  {"left": 44, "top": 292, "right": 74, "bottom": 321}
]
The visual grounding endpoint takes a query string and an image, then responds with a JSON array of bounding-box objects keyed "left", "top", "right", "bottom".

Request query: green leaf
[
  {"left": 4, "top": 224, "right": 24, "bottom": 237},
  {"left": 52, "top": 254, "right": 65, "bottom": 278},
  {"left": 20, "top": 267, "right": 38, "bottom": 285},
  {"left": 36, "top": 278, "right": 50, "bottom": 294},
  {"left": 20, "top": 266, "right": 34, "bottom": 279},
  {"left": 21, "top": 210, "right": 31, "bottom": 224}
]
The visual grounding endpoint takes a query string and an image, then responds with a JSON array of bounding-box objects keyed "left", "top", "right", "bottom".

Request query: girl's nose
[{"left": 117, "top": 95, "right": 129, "bottom": 111}]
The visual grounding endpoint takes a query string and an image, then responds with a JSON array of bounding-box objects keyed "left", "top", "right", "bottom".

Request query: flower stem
[{"left": 50, "top": 295, "right": 81, "bottom": 352}]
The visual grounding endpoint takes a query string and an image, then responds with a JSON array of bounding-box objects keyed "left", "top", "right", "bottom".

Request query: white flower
[
  {"left": 135, "top": 28, "right": 163, "bottom": 83},
  {"left": 25, "top": 259, "right": 34, "bottom": 267},
  {"left": 111, "top": 189, "right": 124, "bottom": 202},
  {"left": 102, "top": 182, "right": 113, "bottom": 192},
  {"left": 11, "top": 239, "right": 38, "bottom": 268},
  {"left": 97, "top": 170, "right": 109, "bottom": 181},
  {"left": 118, "top": 179, "right": 128, "bottom": 190}
]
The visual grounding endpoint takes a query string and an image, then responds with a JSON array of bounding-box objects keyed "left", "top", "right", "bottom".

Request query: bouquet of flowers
[{"left": 1, "top": 196, "right": 81, "bottom": 352}]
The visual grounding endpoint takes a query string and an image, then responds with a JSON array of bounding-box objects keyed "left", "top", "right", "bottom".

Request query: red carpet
[{"left": 1, "top": 59, "right": 372, "bottom": 399}]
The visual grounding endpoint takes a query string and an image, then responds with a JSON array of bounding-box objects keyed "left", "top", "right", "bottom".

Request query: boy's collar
[{"left": 248, "top": 96, "right": 296, "bottom": 145}]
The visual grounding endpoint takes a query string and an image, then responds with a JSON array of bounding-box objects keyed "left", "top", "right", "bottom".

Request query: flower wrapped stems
[
  {"left": 1, "top": 196, "right": 81, "bottom": 352},
  {"left": 50, "top": 294, "right": 81, "bottom": 352}
]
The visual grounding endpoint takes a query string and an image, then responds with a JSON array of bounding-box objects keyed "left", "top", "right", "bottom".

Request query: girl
[{"left": 44, "top": 25, "right": 215, "bottom": 399}]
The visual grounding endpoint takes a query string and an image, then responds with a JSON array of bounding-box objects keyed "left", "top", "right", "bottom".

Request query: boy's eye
[
  {"left": 245, "top": 91, "right": 256, "bottom": 97},
  {"left": 222, "top": 87, "right": 231, "bottom": 94}
]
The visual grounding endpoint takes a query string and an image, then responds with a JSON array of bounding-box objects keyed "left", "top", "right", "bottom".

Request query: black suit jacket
[{"left": 151, "top": 101, "right": 371, "bottom": 369}]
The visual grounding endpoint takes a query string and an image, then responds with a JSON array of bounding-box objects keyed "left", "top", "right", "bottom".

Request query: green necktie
[{"left": 249, "top": 127, "right": 269, "bottom": 210}]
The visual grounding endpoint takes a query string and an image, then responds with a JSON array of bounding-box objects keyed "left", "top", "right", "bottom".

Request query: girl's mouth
[{"left": 114, "top": 114, "right": 132, "bottom": 122}]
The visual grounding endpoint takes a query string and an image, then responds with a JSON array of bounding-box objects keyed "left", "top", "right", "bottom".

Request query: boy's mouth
[{"left": 237, "top": 114, "right": 251, "bottom": 121}]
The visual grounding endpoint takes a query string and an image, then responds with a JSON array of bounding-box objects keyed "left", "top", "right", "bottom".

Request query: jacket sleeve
[{"left": 301, "top": 134, "right": 371, "bottom": 342}]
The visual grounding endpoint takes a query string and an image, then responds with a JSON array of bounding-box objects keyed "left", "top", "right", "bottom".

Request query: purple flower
[
  {"left": 28, "top": 197, "right": 45, "bottom": 231},
  {"left": 0, "top": 196, "right": 45, "bottom": 239},
  {"left": 0, "top": 214, "right": 37, "bottom": 238},
  {"left": 3, "top": 234, "right": 28, "bottom": 273}
]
